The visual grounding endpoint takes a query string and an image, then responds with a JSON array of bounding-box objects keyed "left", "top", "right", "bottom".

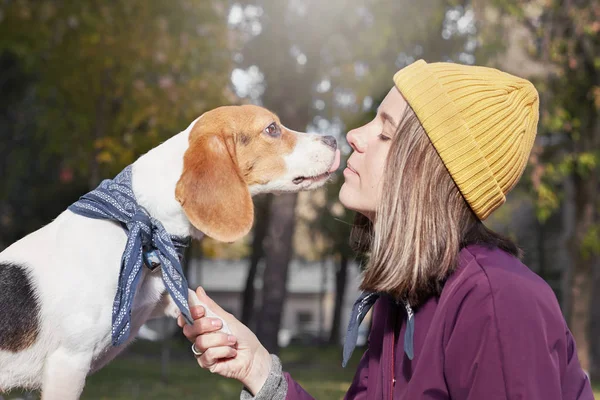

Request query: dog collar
[{"left": 68, "top": 165, "right": 194, "bottom": 346}]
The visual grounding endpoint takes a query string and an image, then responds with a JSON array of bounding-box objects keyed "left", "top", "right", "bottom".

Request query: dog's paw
[
  {"left": 163, "top": 300, "right": 182, "bottom": 319},
  {"left": 151, "top": 292, "right": 181, "bottom": 320},
  {"left": 187, "top": 288, "right": 232, "bottom": 335}
]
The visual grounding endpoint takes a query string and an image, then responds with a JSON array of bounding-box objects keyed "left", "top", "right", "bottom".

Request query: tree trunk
[
  {"left": 241, "top": 194, "right": 272, "bottom": 327},
  {"left": 318, "top": 259, "right": 327, "bottom": 341},
  {"left": 560, "top": 175, "right": 576, "bottom": 318},
  {"left": 568, "top": 96, "right": 599, "bottom": 373},
  {"left": 255, "top": 192, "right": 298, "bottom": 354},
  {"left": 567, "top": 171, "right": 596, "bottom": 373},
  {"left": 569, "top": 245, "right": 592, "bottom": 372},
  {"left": 536, "top": 219, "right": 546, "bottom": 279},
  {"left": 329, "top": 254, "right": 348, "bottom": 344}
]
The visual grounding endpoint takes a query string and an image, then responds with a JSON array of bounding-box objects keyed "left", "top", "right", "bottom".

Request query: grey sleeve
[{"left": 240, "top": 354, "right": 288, "bottom": 400}]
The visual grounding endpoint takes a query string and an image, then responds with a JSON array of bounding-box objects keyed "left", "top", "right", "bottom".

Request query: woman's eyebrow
[{"left": 379, "top": 110, "right": 398, "bottom": 129}]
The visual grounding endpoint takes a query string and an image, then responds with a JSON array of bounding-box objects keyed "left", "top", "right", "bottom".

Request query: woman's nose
[{"left": 346, "top": 128, "right": 365, "bottom": 152}]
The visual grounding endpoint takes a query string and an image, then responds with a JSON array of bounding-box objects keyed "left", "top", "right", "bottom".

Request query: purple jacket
[{"left": 283, "top": 245, "right": 594, "bottom": 399}]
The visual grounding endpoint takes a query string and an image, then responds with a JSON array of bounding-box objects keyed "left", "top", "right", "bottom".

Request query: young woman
[{"left": 178, "top": 59, "right": 594, "bottom": 399}]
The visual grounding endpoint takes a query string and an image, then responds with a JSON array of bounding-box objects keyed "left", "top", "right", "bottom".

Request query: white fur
[
  {"left": 0, "top": 115, "right": 338, "bottom": 399},
  {"left": 249, "top": 127, "right": 337, "bottom": 194}
]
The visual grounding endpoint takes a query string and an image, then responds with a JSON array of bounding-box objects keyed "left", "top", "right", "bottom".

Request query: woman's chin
[
  {"left": 338, "top": 183, "right": 352, "bottom": 208},
  {"left": 339, "top": 184, "right": 365, "bottom": 214}
]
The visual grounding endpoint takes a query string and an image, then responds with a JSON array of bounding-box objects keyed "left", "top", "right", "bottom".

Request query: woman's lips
[{"left": 344, "top": 162, "right": 359, "bottom": 176}]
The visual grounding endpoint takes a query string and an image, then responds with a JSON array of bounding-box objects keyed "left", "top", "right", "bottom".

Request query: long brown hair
[{"left": 352, "top": 102, "right": 521, "bottom": 306}]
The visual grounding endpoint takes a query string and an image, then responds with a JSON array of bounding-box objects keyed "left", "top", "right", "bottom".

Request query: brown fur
[
  {"left": 175, "top": 105, "right": 297, "bottom": 242},
  {"left": 2, "top": 328, "right": 37, "bottom": 352}
]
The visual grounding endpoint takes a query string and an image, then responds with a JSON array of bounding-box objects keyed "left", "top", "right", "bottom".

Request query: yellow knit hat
[{"left": 393, "top": 59, "right": 539, "bottom": 220}]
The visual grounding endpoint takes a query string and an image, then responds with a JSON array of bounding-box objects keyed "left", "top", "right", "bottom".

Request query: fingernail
[
  {"left": 228, "top": 335, "right": 237, "bottom": 344},
  {"left": 211, "top": 319, "right": 222, "bottom": 328}
]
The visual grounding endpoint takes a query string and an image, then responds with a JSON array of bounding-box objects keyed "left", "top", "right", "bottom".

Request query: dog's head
[{"left": 175, "top": 105, "right": 340, "bottom": 243}]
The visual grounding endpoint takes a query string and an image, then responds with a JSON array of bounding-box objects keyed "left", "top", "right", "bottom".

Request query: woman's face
[{"left": 339, "top": 87, "right": 407, "bottom": 218}]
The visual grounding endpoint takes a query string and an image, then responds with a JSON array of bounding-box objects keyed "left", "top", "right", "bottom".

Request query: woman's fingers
[
  {"left": 177, "top": 306, "right": 205, "bottom": 328},
  {"left": 183, "top": 316, "right": 224, "bottom": 342},
  {"left": 194, "top": 332, "right": 237, "bottom": 353},
  {"left": 190, "top": 305, "right": 205, "bottom": 320},
  {"left": 197, "top": 346, "right": 238, "bottom": 370}
]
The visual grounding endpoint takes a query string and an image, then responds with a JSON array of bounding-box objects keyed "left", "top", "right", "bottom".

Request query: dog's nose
[{"left": 321, "top": 135, "right": 337, "bottom": 149}]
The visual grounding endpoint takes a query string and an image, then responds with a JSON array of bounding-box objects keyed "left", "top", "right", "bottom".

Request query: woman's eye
[
  {"left": 378, "top": 133, "right": 391, "bottom": 141},
  {"left": 265, "top": 123, "right": 280, "bottom": 137}
]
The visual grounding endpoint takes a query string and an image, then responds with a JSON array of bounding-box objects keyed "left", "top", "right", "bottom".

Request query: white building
[{"left": 141, "top": 257, "right": 370, "bottom": 347}]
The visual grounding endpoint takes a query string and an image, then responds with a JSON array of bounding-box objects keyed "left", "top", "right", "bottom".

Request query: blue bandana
[
  {"left": 342, "top": 291, "right": 414, "bottom": 367},
  {"left": 68, "top": 165, "right": 194, "bottom": 346}
]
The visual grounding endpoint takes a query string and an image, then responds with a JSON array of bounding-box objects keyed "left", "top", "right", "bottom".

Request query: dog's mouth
[
  {"left": 292, "top": 172, "right": 331, "bottom": 185},
  {"left": 293, "top": 149, "right": 341, "bottom": 185}
]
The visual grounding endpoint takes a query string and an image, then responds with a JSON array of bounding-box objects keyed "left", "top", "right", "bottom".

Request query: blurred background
[{"left": 0, "top": 0, "right": 599, "bottom": 398}]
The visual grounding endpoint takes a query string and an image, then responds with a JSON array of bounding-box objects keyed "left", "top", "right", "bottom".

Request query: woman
[{"left": 178, "top": 59, "right": 594, "bottom": 399}]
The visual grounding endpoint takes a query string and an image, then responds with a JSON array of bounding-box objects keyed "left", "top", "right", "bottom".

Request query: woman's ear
[{"left": 175, "top": 134, "right": 253, "bottom": 243}]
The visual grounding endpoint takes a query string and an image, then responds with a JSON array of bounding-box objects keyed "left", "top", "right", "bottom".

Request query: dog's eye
[{"left": 264, "top": 123, "right": 280, "bottom": 138}]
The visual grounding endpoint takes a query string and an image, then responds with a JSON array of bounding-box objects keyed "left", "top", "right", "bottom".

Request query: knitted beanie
[{"left": 393, "top": 59, "right": 539, "bottom": 220}]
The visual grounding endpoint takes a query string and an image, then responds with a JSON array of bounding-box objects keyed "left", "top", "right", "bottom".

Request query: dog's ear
[{"left": 175, "top": 134, "right": 253, "bottom": 243}]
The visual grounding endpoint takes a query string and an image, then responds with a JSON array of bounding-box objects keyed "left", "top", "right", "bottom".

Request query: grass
[
  {"left": 3, "top": 340, "right": 364, "bottom": 400},
  {"left": 4, "top": 341, "right": 599, "bottom": 399}
]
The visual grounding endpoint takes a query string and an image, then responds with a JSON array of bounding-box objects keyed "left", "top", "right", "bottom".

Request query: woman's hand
[{"left": 178, "top": 287, "right": 273, "bottom": 395}]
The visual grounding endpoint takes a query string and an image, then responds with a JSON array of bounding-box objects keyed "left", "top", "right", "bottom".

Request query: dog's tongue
[{"left": 329, "top": 149, "right": 341, "bottom": 173}]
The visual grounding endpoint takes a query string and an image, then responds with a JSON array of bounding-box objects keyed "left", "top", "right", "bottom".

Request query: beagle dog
[{"left": 0, "top": 105, "right": 340, "bottom": 399}]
